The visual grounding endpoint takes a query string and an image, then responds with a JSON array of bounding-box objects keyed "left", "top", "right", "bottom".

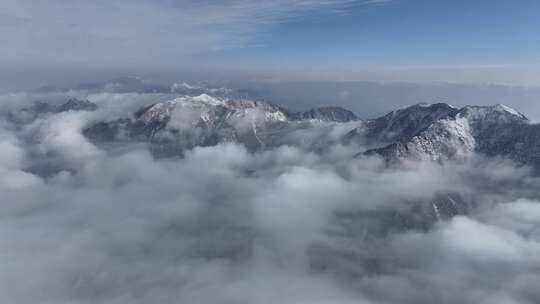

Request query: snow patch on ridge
[{"left": 495, "top": 104, "right": 523, "bottom": 117}]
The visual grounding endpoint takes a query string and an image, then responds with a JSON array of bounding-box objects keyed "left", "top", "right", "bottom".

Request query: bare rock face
[
  {"left": 291, "top": 106, "right": 357, "bottom": 122},
  {"left": 55, "top": 98, "right": 98, "bottom": 112}
]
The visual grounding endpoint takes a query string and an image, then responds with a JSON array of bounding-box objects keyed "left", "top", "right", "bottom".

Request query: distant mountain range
[{"left": 13, "top": 93, "right": 540, "bottom": 172}]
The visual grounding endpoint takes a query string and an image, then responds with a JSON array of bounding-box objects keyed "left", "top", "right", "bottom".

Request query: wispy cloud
[
  {"left": 362, "top": 0, "right": 393, "bottom": 5},
  {"left": 0, "top": 0, "right": 368, "bottom": 67}
]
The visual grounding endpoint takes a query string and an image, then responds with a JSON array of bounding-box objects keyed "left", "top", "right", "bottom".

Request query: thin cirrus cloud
[{"left": 0, "top": 0, "right": 383, "bottom": 67}]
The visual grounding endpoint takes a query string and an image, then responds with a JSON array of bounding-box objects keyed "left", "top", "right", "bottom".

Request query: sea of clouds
[{"left": 1, "top": 91, "right": 540, "bottom": 304}]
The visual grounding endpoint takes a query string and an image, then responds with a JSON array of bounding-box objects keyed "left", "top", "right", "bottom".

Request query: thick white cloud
[
  {"left": 0, "top": 127, "right": 42, "bottom": 189},
  {"left": 1, "top": 91, "right": 540, "bottom": 303}
]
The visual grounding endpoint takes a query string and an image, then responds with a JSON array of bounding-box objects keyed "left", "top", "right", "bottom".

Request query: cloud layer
[{"left": 1, "top": 90, "right": 540, "bottom": 303}]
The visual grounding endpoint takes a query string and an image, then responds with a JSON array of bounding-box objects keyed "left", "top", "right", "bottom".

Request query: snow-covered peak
[
  {"left": 131, "top": 94, "right": 293, "bottom": 140},
  {"left": 224, "top": 99, "right": 289, "bottom": 123},
  {"left": 458, "top": 104, "right": 528, "bottom": 122},
  {"left": 138, "top": 100, "right": 176, "bottom": 125},
  {"left": 173, "top": 94, "right": 226, "bottom": 107},
  {"left": 494, "top": 104, "right": 526, "bottom": 117},
  {"left": 417, "top": 102, "right": 456, "bottom": 109},
  {"left": 136, "top": 95, "right": 229, "bottom": 132},
  {"left": 356, "top": 102, "right": 539, "bottom": 170},
  {"left": 191, "top": 94, "right": 226, "bottom": 106}
]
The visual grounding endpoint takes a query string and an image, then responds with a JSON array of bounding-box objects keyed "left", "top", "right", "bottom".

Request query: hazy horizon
[{"left": 3, "top": 0, "right": 540, "bottom": 87}]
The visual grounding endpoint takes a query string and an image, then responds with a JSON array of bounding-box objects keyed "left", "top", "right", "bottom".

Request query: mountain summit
[
  {"left": 83, "top": 94, "right": 358, "bottom": 155},
  {"left": 351, "top": 103, "right": 539, "bottom": 171}
]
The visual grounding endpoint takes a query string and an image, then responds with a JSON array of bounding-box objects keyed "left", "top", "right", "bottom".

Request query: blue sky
[
  {"left": 1, "top": 0, "right": 540, "bottom": 84},
  {"left": 213, "top": 0, "right": 540, "bottom": 66}
]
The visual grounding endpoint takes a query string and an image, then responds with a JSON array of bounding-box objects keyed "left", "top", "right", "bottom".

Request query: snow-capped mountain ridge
[
  {"left": 135, "top": 94, "right": 356, "bottom": 130},
  {"left": 75, "top": 95, "right": 540, "bottom": 170},
  {"left": 136, "top": 94, "right": 290, "bottom": 134},
  {"left": 83, "top": 94, "right": 359, "bottom": 155},
  {"left": 457, "top": 104, "right": 528, "bottom": 122},
  {"left": 353, "top": 103, "right": 540, "bottom": 171}
]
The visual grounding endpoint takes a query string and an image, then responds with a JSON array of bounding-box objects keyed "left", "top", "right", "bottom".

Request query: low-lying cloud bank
[{"left": 1, "top": 91, "right": 540, "bottom": 304}]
